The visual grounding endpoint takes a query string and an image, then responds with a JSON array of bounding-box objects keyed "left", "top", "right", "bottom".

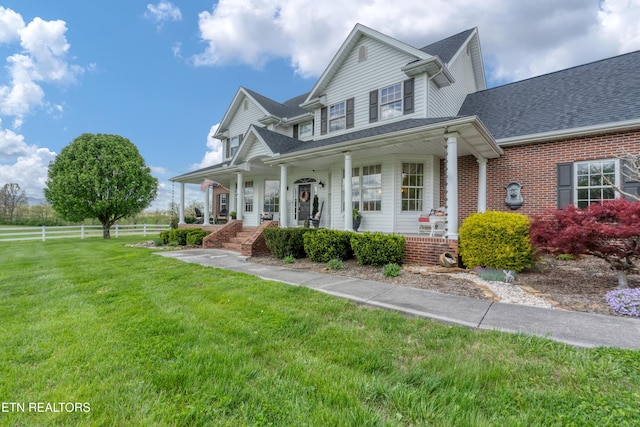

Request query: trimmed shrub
[
  {"left": 263, "top": 227, "right": 316, "bottom": 259},
  {"left": 303, "top": 229, "right": 354, "bottom": 263},
  {"left": 159, "top": 230, "right": 171, "bottom": 244},
  {"left": 350, "top": 232, "right": 405, "bottom": 266},
  {"left": 186, "top": 229, "right": 211, "bottom": 246},
  {"left": 169, "top": 229, "right": 191, "bottom": 246},
  {"left": 459, "top": 211, "right": 533, "bottom": 272},
  {"left": 159, "top": 228, "right": 209, "bottom": 246}
]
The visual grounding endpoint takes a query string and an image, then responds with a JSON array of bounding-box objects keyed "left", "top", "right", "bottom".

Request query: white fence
[{"left": 0, "top": 224, "right": 170, "bottom": 242}]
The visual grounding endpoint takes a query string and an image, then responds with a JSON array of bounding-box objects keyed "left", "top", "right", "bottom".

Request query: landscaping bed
[{"left": 249, "top": 254, "right": 640, "bottom": 317}]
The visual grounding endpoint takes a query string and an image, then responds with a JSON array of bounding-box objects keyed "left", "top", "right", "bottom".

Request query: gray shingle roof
[
  {"left": 242, "top": 87, "right": 309, "bottom": 119},
  {"left": 420, "top": 28, "right": 474, "bottom": 63},
  {"left": 459, "top": 50, "right": 640, "bottom": 141},
  {"left": 254, "top": 118, "right": 458, "bottom": 155}
]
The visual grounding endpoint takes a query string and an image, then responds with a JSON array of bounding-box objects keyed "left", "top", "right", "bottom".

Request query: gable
[
  {"left": 302, "top": 23, "right": 431, "bottom": 107},
  {"left": 322, "top": 35, "right": 422, "bottom": 108}
]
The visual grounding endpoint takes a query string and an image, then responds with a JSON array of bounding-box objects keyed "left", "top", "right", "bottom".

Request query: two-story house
[{"left": 172, "top": 23, "right": 640, "bottom": 262}]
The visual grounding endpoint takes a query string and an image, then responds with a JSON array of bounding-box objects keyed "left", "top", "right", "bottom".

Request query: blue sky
[{"left": 1, "top": 0, "right": 639, "bottom": 211}]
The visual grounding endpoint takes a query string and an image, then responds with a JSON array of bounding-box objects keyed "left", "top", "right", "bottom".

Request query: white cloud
[
  {"left": 0, "top": 8, "right": 82, "bottom": 204},
  {"left": 190, "top": 124, "right": 223, "bottom": 170},
  {"left": 0, "top": 135, "right": 56, "bottom": 200},
  {"left": 145, "top": 1, "right": 182, "bottom": 28},
  {"left": 0, "top": 6, "right": 24, "bottom": 44},
  {"left": 193, "top": 0, "right": 640, "bottom": 83},
  {"left": 0, "top": 10, "right": 82, "bottom": 126},
  {"left": 150, "top": 165, "right": 167, "bottom": 174}
]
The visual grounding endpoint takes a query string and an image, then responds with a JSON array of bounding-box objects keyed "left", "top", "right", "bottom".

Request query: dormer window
[{"left": 299, "top": 121, "right": 313, "bottom": 137}]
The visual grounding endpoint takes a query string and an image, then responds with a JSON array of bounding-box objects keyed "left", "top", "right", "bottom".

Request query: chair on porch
[
  {"left": 310, "top": 201, "right": 324, "bottom": 228},
  {"left": 418, "top": 208, "right": 446, "bottom": 237},
  {"left": 194, "top": 207, "right": 204, "bottom": 224},
  {"left": 215, "top": 208, "right": 228, "bottom": 224}
]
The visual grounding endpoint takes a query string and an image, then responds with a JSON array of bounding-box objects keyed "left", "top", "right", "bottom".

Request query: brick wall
[
  {"left": 441, "top": 129, "right": 640, "bottom": 223},
  {"left": 403, "top": 236, "right": 458, "bottom": 265},
  {"left": 202, "top": 220, "right": 243, "bottom": 249}
]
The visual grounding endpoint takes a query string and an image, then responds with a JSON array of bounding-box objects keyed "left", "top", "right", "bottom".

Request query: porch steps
[{"left": 221, "top": 227, "right": 257, "bottom": 253}]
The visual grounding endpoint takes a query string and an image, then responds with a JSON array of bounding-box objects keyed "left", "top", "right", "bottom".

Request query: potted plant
[
  {"left": 230, "top": 211, "right": 237, "bottom": 220},
  {"left": 352, "top": 208, "right": 362, "bottom": 231}
]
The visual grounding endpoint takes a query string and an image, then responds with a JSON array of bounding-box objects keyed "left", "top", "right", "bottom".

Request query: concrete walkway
[{"left": 155, "top": 249, "right": 640, "bottom": 350}]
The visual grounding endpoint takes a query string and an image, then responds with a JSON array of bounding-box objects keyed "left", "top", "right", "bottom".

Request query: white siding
[
  {"left": 227, "top": 95, "right": 266, "bottom": 140},
  {"left": 243, "top": 139, "right": 268, "bottom": 160},
  {"left": 429, "top": 45, "right": 479, "bottom": 117},
  {"left": 394, "top": 155, "right": 440, "bottom": 234},
  {"left": 325, "top": 153, "right": 442, "bottom": 234},
  {"left": 313, "top": 36, "right": 426, "bottom": 139}
]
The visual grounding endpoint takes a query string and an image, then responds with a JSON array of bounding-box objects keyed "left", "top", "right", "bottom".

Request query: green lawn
[{"left": 0, "top": 238, "right": 639, "bottom": 426}]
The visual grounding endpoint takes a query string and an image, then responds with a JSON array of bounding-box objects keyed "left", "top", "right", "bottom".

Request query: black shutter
[
  {"left": 320, "top": 107, "right": 328, "bottom": 135},
  {"left": 369, "top": 90, "right": 378, "bottom": 123},
  {"left": 622, "top": 159, "right": 640, "bottom": 201},
  {"left": 225, "top": 139, "right": 230, "bottom": 158},
  {"left": 346, "top": 97, "right": 354, "bottom": 129},
  {"left": 403, "top": 78, "right": 414, "bottom": 114},
  {"left": 557, "top": 162, "right": 573, "bottom": 209},
  {"left": 293, "top": 124, "right": 299, "bottom": 139}
]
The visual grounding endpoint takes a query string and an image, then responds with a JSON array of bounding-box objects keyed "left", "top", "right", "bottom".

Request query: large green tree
[{"left": 45, "top": 133, "right": 158, "bottom": 238}]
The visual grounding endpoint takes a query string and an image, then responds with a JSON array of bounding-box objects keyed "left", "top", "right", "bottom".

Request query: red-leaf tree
[{"left": 530, "top": 199, "right": 640, "bottom": 288}]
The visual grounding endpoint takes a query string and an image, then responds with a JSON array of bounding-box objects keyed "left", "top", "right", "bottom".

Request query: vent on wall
[{"left": 358, "top": 45, "right": 367, "bottom": 62}]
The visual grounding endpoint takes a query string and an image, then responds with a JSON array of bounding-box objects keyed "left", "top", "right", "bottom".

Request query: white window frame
[
  {"left": 244, "top": 181, "right": 254, "bottom": 213},
  {"left": 263, "top": 180, "right": 280, "bottom": 213},
  {"left": 229, "top": 135, "right": 240, "bottom": 157},
  {"left": 380, "top": 83, "right": 402, "bottom": 120},
  {"left": 329, "top": 101, "right": 346, "bottom": 132},
  {"left": 401, "top": 162, "right": 424, "bottom": 212},
  {"left": 574, "top": 159, "right": 619, "bottom": 208},
  {"left": 299, "top": 121, "right": 313, "bottom": 138},
  {"left": 342, "top": 164, "right": 382, "bottom": 212}
]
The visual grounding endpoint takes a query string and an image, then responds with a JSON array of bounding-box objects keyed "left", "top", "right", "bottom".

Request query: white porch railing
[{"left": 0, "top": 224, "right": 170, "bottom": 242}]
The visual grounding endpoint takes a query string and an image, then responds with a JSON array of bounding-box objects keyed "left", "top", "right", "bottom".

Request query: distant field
[{"left": 0, "top": 237, "right": 638, "bottom": 426}]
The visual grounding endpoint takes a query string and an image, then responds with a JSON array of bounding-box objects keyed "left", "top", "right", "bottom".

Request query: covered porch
[{"left": 171, "top": 116, "right": 502, "bottom": 241}]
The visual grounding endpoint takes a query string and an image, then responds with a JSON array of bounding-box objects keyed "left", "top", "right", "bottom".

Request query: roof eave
[
  {"left": 402, "top": 57, "right": 455, "bottom": 87},
  {"left": 497, "top": 119, "right": 640, "bottom": 147}
]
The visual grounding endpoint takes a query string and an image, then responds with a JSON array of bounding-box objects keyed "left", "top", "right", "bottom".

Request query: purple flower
[{"left": 605, "top": 289, "right": 640, "bottom": 317}]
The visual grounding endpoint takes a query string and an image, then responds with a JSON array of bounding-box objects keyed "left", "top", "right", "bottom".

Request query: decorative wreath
[{"left": 299, "top": 190, "right": 310, "bottom": 202}]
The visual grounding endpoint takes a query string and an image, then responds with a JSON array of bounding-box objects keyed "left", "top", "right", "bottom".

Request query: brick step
[
  {"left": 229, "top": 236, "right": 246, "bottom": 244},
  {"left": 234, "top": 231, "right": 254, "bottom": 239},
  {"left": 221, "top": 242, "right": 242, "bottom": 252}
]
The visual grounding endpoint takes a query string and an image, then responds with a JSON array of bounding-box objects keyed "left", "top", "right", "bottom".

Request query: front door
[{"left": 297, "top": 184, "right": 311, "bottom": 224}]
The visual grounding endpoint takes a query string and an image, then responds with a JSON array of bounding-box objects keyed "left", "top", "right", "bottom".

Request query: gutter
[{"left": 497, "top": 119, "right": 640, "bottom": 147}]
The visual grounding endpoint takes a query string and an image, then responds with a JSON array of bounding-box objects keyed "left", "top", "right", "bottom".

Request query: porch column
[
  {"left": 229, "top": 182, "right": 236, "bottom": 215},
  {"left": 279, "top": 165, "right": 288, "bottom": 228},
  {"left": 477, "top": 157, "right": 487, "bottom": 213},
  {"left": 446, "top": 133, "right": 459, "bottom": 240},
  {"left": 178, "top": 182, "right": 185, "bottom": 224},
  {"left": 344, "top": 152, "right": 353, "bottom": 231},
  {"left": 203, "top": 185, "right": 210, "bottom": 225},
  {"left": 236, "top": 172, "right": 244, "bottom": 221}
]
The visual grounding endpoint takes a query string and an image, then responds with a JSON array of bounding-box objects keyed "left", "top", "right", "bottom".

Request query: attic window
[
  {"left": 358, "top": 45, "right": 367, "bottom": 62},
  {"left": 243, "top": 99, "right": 249, "bottom": 111}
]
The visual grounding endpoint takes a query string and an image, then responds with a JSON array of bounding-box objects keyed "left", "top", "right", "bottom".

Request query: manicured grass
[{"left": 0, "top": 237, "right": 639, "bottom": 426}]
